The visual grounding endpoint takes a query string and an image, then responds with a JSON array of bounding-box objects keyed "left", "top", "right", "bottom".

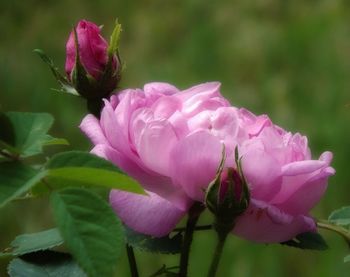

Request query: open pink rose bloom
[{"left": 80, "top": 82, "right": 335, "bottom": 243}]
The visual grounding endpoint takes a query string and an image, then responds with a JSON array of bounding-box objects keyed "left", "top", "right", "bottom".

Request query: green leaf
[
  {"left": 50, "top": 188, "right": 123, "bottom": 277},
  {"left": 42, "top": 135, "right": 69, "bottom": 147},
  {"left": 47, "top": 168, "right": 144, "bottom": 194},
  {"left": 0, "top": 229, "right": 63, "bottom": 257},
  {"left": 125, "top": 227, "right": 183, "bottom": 254},
  {"left": 5, "top": 112, "right": 54, "bottom": 157},
  {"left": 47, "top": 151, "right": 119, "bottom": 171},
  {"left": 0, "top": 162, "right": 46, "bottom": 208},
  {"left": 328, "top": 206, "right": 350, "bottom": 226},
  {"left": 281, "top": 232, "right": 328, "bottom": 250},
  {"left": 344, "top": 254, "right": 350, "bottom": 263},
  {"left": 30, "top": 181, "right": 51, "bottom": 197},
  {"left": 8, "top": 253, "right": 86, "bottom": 277},
  {"left": 45, "top": 151, "right": 144, "bottom": 194}
]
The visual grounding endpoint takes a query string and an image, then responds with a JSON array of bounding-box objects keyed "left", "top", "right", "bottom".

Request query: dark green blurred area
[{"left": 1, "top": 0, "right": 350, "bottom": 276}]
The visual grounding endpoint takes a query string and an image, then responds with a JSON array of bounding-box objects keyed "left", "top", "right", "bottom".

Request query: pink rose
[
  {"left": 80, "top": 82, "right": 334, "bottom": 242},
  {"left": 65, "top": 20, "right": 112, "bottom": 80},
  {"left": 233, "top": 114, "right": 335, "bottom": 242}
]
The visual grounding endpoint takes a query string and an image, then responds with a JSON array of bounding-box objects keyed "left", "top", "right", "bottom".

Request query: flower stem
[
  {"left": 207, "top": 232, "right": 228, "bottom": 277},
  {"left": 12, "top": 195, "right": 35, "bottom": 201},
  {"left": 126, "top": 244, "right": 139, "bottom": 277},
  {"left": 317, "top": 219, "right": 350, "bottom": 247},
  {"left": 87, "top": 98, "right": 104, "bottom": 118},
  {"left": 179, "top": 202, "right": 204, "bottom": 277},
  {"left": 173, "top": 224, "right": 212, "bottom": 233},
  {"left": 0, "top": 149, "right": 18, "bottom": 160}
]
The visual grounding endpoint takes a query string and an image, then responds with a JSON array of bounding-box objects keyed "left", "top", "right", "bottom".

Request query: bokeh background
[{"left": 1, "top": 0, "right": 350, "bottom": 276}]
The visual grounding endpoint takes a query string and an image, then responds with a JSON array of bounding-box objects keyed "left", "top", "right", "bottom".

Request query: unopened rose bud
[
  {"left": 64, "top": 20, "right": 122, "bottom": 116},
  {"left": 206, "top": 150, "right": 250, "bottom": 235},
  {"left": 65, "top": 20, "right": 117, "bottom": 81}
]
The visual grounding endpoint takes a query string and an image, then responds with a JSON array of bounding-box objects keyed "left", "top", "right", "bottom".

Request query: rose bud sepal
[
  {"left": 206, "top": 148, "right": 250, "bottom": 276},
  {"left": 71, "top": 22, "right": 122, "bottom": 116},
  {"left": 95, "top": 21, "right": 123, "bottom": 97},
  {"left": 205, "top": 148, "right": 250, "bottom": 236},
  {"left": 34, "top": 49, "right": 79, "bottom": 96}
]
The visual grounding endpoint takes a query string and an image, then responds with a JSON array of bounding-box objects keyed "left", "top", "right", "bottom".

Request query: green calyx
[
  {"left": 205, "top": 147, "right": 250, "bottom": 235},
  {"left": 71, "top": 28, "right": 121, "bottom": 102}
]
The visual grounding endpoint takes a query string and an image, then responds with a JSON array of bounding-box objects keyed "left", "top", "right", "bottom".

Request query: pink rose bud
[
  {"left": 65, "top": 20, "right": 121, "bottom": 115},
  {"left": 65, "top": 20, "right": 111, "bottom": 80},
  {"left": 206, "top": 151, "right": 250, "bottom": 235},
  {"left": 80, "top": 82, "right": 335, "bottom": 242}
]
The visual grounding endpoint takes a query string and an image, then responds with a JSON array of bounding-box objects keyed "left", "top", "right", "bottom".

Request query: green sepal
[
  {"left": 108, "top": 20, "right": 122, "bottom": 56},
  {"left": 71, "top": 26, "right": 121, "bottom": 116},
  {"left": 234, "top": 147, "right": 250, "bottom": 211},
  {"left": 96, "top": 55, "right": 120, "bottom": 97},
  {"left": 34, "top": 49, "right": 79, "bottom": 96},
  {"left": 71, "top": 28, "right": 98, "bottom": 99},
  {"left": 205, "top": 146, "right": 225, "bottom": 214},
  {"left": 95, "top": 20, "right": 123, "bottom": 100},
  {"left": 205, "top": 146, "right": 250, "bottom": 235}
]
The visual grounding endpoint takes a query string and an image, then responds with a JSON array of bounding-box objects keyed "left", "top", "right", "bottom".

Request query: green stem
[
  {"left": 12, "top": 195, "right": 35, "bottom": 201},
  {"left": 42, "top": 178, "right": 53, "bottom": 191},
  {"left": 87, "top": 98, "right": 104, "bottom": 118},
  {"left": 173, "top": 224, "right": 212, "bottom": 233},
  {"left": 207, "top": 232, "right": 228, "bottom": 277},
  {"left": 0, "top": 149, "right": 18, "bottom": 160},
  {"left": 179, "top": 202, "right": 204, "bottom": 277},
  {"left": 148, "top": 265, "right": 179, "bottom": 277},
  {"left": 126, "top": 244, "right": 139, "bottom": 277},
  {"left": 317, "top": 220, "right": 350, "bottom": 247}
]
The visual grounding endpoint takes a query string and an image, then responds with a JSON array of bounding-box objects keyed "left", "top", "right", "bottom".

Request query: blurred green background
[{"left": 1, "top": 0, "right": 350, "bottom": 276}]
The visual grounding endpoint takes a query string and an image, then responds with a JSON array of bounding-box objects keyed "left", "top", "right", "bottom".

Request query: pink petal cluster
[
  {"left": 65, "top": 20, "right": 110, "bottom": 80},
  {"left": 80, "top": 82, "right": 334, "bottom": 243}
]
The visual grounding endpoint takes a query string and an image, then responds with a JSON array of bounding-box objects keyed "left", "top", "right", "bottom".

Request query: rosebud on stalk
[
  {"left": 206, "top": 147, "right": 250, "bottom": 277},
  {"left": 205, "top": 147, "right": 250, "bottom": 237},
  {"left": 66, "top": 20, "right": 122, "bottom": 116},
  {"left": 35, "top": 19, "right": 123, "bottom": 117}
]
